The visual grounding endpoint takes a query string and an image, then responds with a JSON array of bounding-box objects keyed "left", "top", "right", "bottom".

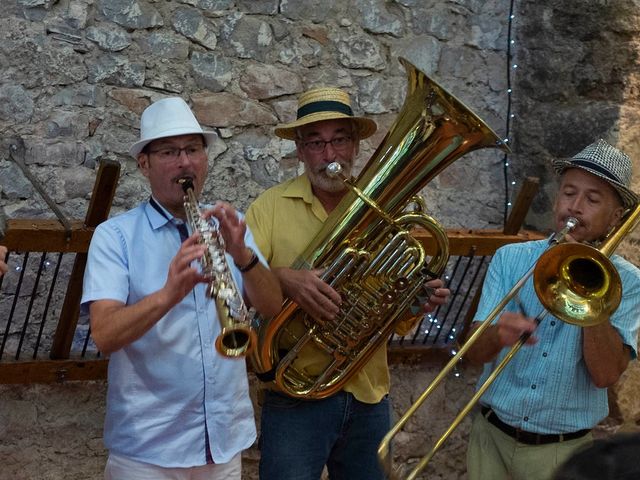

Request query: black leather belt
[{"left": 481, "top": 406, "right": 591, "bottom": 445}]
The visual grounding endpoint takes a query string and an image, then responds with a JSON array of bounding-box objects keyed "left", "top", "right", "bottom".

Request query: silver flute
[{"left": 178, "top": 177, "right": 256, "bottom": 357}]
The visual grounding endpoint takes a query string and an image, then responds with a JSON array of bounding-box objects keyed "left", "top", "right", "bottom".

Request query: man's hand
[
  {"left": 465, "top": 311, "right": 538, "bottom": 365},
  {"left": 160, "top": 234, "right": 209, "bottom": 308},
  {"left": 203, "top": 201, "right": 252, "bottom": 266},
  {"left": 274, "top": 267, "right": 341, "bottom": 322},
  {"left": 495, "top": 311, "right": 538, "bottom": 347},
  {"left": 422, "top": 278, "right": 450, "bottom": 313}
]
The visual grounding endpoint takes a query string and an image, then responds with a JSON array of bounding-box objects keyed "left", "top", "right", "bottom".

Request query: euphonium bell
[{"left": 250, "top": 57, "right": 509, "bottom": 399}]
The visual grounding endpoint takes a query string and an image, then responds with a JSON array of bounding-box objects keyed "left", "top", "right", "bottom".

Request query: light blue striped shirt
[
  {"left": 474, "top": 239, "right": 640, "bottom": 434},
  {"left": 81, "top": 199, "right": 266, "bottom": 467}
]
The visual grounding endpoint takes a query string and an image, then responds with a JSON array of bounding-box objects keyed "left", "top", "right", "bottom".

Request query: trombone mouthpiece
[
  {"left": 326, "top": 162, "right": 343, "bottom": 178},
  {"left": 566, "top": 217, "right": 579, "bottom": 230}
]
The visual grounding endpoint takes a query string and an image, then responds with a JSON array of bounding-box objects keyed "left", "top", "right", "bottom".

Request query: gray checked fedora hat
[
  {"left": 274, "top": 87, "right": 377, "bottom": 141},
  {"left": 553, "top": 139, "right": 638, "bottom": 209},
  {"left": 129, "top": 97, "right": 217, "bottom": 157}
]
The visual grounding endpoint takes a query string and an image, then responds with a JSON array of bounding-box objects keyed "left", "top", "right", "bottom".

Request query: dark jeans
[{"left": 259, "top": 390, "right": 390, "bottom": 480}]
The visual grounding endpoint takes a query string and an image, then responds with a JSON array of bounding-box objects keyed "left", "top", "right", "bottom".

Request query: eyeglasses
[
  {"left": 301, "top": 136, "right": 353, "bottom": 154},
  {"left": 147, "top": 144, "right": 206, "bottom": 161}
]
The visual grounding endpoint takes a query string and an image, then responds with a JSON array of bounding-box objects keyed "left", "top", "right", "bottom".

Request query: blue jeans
[{"left": 259, "top": 390, "right": 390, "bottom": 480}]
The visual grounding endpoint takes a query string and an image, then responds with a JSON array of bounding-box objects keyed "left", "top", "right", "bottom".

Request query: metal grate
[
  {"left": 391, "top": 253, "right": 491, "bottom": 348},
  {"left": 0, "top": 249, "right": 495, "bottom": 360},
  {"left": 0, "top": 251, "right": 97, "bottom": 361}
]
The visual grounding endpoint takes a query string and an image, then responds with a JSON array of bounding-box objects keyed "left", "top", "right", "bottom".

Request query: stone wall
[{"left": 1, "top": 0, "right": 639, "bottom": 479}]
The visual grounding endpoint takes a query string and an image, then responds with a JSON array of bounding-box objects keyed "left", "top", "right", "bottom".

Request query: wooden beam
[
  {"left": 504, "top": 177, "right": 540, "bottom": 235},
  {"left": 0, "top": 359, "right": 108, "bottom": 384},
  {"left": 413, "top": 228, "right": 545, "bottom": 256},
  {"left": 83, "top": 159, "right": 122, "bottom": 227},
  {"left": 0, "top": 349, "right": 455, "bottom": 384},
  {"left": 4, "top": 224, "right": 545, "bottom": 259},
  {"left": 3, "top": 219, "right": 94, "bottom": 253},
  {"left": 51, "top": 160, "right": 121, "bottom": 360}
]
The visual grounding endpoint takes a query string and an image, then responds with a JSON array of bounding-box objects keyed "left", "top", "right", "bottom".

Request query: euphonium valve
[{"left": 178, "top": 178, "right": 257, "bottom": 358}]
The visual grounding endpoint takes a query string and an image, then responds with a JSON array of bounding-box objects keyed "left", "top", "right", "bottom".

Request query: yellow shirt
[{"left": 246, "top": 173, "right": 389, "bottom": 404}]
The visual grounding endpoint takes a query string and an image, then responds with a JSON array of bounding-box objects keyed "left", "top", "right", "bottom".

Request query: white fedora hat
[{"left": 129, "top": 97, "right": 218, "bottom": 157}]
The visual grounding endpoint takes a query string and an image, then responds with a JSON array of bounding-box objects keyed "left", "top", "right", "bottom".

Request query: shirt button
[
  {"left": 531, "top": 384, "right": 536, "bottom": 389},
  {"left": 542, "top": 352, "right": 548, "bottom": 357},
  {"left": 524, "top": 416, "right": 529, "bottom": 421},
  {"left": 550, "top": 321, "right": 556, "bottom": 326}
]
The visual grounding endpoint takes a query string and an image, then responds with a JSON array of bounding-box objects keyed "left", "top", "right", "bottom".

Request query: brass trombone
[{"left": 378, "top": 204, "right": 640, "bottom": 480}]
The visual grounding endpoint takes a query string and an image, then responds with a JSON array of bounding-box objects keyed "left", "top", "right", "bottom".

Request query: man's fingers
[{"left": 316, "top": 281, "right": 342, "bottom": 307}]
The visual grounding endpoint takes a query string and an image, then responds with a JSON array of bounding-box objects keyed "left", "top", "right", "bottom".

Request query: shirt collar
[
  {"left": 282, "top": 173, "right": 328, "bottom": 221},
  {"left": 282, "top": 172, "right": 315, "bottom": 204},
  {"left": 146, "top": 196, "right": 175, "bottom": 230}
]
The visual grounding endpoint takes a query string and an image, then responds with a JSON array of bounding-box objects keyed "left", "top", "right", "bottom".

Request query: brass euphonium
[
  {"left": 179, "top": 178, "right": 257, "bottom": 358},
  {"left": 250, "top": 57, "right": 509, "bottom": 398}
]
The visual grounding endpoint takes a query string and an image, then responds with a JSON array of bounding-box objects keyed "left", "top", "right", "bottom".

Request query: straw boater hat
[
  {"left": 553, "top": 139, "right": 638, "bottom": 209},
  {"left": 129, "top": 97, "right": 218, "bottom": 157},
  {"left": 274, "top": 87, "right": 377, "bottom": 141}
]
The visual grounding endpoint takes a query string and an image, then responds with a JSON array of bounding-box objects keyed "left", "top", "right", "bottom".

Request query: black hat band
[
  {"left": 297, "top": 100, "right": 354, "bottom": 119},
  {"left": 570, "top": 159, "right": 622, "bottom": 184}
]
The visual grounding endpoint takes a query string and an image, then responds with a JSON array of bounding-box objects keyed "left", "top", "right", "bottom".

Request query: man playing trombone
[{"left": 465, "top": 139, "right": 640, "bottom": 480}]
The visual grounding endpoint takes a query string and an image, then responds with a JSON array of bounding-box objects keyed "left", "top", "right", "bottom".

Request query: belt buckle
[
  {"left": 514, "top": 429, "right": 528, "bottom": 444},
  {"left": 514, "top": 428, "right": 542, "bottom": 445}
]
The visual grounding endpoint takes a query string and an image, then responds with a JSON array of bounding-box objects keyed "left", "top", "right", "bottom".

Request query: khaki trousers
[{"left": 466, "top": 412, "right": 593, "bottom": 480}]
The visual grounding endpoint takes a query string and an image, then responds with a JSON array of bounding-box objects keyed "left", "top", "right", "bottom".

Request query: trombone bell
[{"left": 534, "top": 242, "right": 622, "bottom": 327}]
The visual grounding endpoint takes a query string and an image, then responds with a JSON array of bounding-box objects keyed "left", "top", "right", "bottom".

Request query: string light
[
  {"left": 502, "top": 0, "right": 517, "bottom": 226},
  {"left": 444, "top": 0, "right": 518, "bottom": 379}
]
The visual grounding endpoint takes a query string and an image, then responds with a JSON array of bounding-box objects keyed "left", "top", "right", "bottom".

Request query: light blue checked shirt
[
  {"left": 474, "top": 239, "right": 640, "bottom": 434},
  {"left": 82, "top": 199, "right": 266, "bottom": 467}
]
